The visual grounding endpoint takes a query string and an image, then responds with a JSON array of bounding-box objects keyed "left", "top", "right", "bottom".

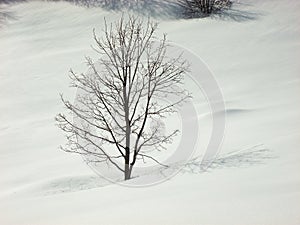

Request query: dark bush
[{"left": 179, "top": 0, "right": 232, "bottom": 17}]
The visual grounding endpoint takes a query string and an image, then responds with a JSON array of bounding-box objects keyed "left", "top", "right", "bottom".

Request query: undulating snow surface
[{"left": 0, "top": 0, "right": 300, "bottom": 224}]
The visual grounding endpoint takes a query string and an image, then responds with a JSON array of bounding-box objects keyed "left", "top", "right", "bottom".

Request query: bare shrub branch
[{"left": 179, "top": 0, "right": 232, "bottom": 17}]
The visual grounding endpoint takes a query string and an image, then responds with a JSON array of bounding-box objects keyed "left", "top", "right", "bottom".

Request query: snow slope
[{"left": 0, "top": 0, "right": 300, "bottom": 224}]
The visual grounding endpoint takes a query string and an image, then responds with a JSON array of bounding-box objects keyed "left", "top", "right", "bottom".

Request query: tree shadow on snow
[
  {"left": 24, "top": 144, "right": 274, "bottom": 197},
  {"left": 0, "top": 0, "right": 260, "bottom": 22},
  {"left": 0, "top": 0, "right": 25, "bottom": 3},
  {"left": 176, "top": 144, "right": 275, "bottom": 175},
  {"left": 63, "top": 0, "right": 183, "bottom": 19},
  {"left": 39, "top": 0, "right": 259, "bottom": 21},
  {"left": 211, "top": 7, "right": 260, "bottom": 22},
  {"left": 110, "top": 0, "right": 261, "bottom": 22}
]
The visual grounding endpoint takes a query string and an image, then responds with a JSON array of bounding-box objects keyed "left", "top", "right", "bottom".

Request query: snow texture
[{"left": 0, "top": 0, "right": 300, "bottom": 224}]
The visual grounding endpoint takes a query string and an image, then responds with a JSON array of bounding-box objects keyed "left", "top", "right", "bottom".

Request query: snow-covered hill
[{"left": 0, "top": 0, "right": 299, "bottom": 224}]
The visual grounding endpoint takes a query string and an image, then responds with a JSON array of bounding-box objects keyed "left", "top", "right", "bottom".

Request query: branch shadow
[
  {"left": 210, "top": 7, "right": 260, "bottom": 22},
  {"left": 179, "top": 144, "right": 275, "bottom": 175},
  {"left": 133, "top": 0, "right": 184, "bottom": 19},
  {"left": 63, "top": 0, "right": 183, "bottom": 19}
]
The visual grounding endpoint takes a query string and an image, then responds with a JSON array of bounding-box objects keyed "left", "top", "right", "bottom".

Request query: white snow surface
[{"left": 0, "top": 0, "right": 300, "bottom": 224}]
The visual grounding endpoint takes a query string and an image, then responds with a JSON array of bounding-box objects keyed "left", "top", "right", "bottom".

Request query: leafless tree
[{"left": 56, "top": 15, "right": 190, "bottom": 180}]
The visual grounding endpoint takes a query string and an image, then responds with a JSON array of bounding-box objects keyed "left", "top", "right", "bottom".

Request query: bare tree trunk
[
  {"left": 125, "top": 147, "right": 131, "bottom": 180},
  {"left": 124, "top": 80, "right": 131, "bottom": 180}
]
